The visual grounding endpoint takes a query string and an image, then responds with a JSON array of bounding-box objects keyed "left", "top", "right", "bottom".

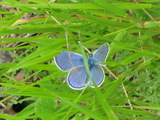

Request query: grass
[{"left": 0, "top": 0, "right": 160, "bottom": 120}]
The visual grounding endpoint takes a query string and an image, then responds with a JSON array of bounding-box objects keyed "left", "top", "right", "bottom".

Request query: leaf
[
  {"left": 121, "top": 52, "right": 151, "bottom": 65},
  {"left": 94, "top": 0, "right": 126, "bottom": 16},
  {"left": 113, "top": 2, "right": 152, "bottom": 9},
  {"left": 35, "top": 97, "right": 57, "bottom": 117}
]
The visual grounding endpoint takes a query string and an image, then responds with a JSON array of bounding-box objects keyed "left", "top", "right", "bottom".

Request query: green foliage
[{"left": 0, "top": 0, "right": 160, "bottom": 120}]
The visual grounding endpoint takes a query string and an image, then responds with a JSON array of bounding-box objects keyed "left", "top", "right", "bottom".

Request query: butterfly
[{"left": 54, "top": 43, "right": 110, "bottom": 90}]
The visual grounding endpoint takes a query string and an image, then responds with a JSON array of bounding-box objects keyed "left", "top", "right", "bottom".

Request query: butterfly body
[
  {"left": 88, "top": 57, "right": 97, "bottom": 69},
  {"left": 54, "top": 43, "right": 110, "bottom": 90}
]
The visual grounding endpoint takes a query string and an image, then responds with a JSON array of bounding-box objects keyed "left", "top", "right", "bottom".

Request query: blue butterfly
[{"left": 54, "top": 43, "right": 110, "bottom": 90}]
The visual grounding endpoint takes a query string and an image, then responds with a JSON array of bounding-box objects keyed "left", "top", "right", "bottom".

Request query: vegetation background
[{"left": 0, "top": 0, "right": 160, "bottom": 120}]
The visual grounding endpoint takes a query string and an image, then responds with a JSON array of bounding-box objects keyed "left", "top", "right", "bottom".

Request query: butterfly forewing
[
  {"left": 67, "top": 66, "right": 87, "bottom": 90},
  {"left": 54, "top": 52, "right": 84, "bottom": 71},
  {"left": 89, "top": 64, "right": 105, "bottom": 88},
  {"left": 93, "top": 43, "right": 110, "bottom": 63}
]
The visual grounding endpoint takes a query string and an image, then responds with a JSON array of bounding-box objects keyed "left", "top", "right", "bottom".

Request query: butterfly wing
[
  {"left": 89, "top": 64, "right": 105, "bottom": 88},
  {"left": 67, "top": 66, "right": 88, "bottom": 90},
  {"left": 54, "top": 51, "right": 83, "bottom": 71},
  {"left": 93, "top": 43, "right": 110, "bottom": 63}
]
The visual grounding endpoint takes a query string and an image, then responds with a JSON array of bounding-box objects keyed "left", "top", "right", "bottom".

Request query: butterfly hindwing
[
  {"left": 54, "top": 51, "right": 84, "bottom": 71},
  {"left": 89, "top": 64, "right": 105, "bottom": 88},
  {"left": 67, "top": 66, "right": 87, "bottom": 90},
  {"left": 93, "top": 43, "right": 110, "bottom": 63}
]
